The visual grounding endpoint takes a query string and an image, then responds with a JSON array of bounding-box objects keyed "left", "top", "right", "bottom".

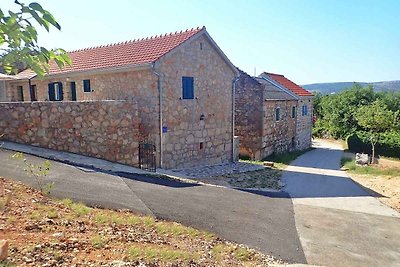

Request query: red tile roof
[
  {"left": 264, "top": 72, "right": 313, "bottom": 97},
  {"left": 19, "top": 27, "right": 204, "bottom": 78}
]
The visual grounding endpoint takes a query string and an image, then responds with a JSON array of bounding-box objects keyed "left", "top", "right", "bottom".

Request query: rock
[
  {"left": 0, "top": 240, "right": 9, "bottom": 260},
  {"left": 263, "top": 161, "right": 274, "bottom": 167},
  {"left": 355, "top": 153, "right": 369, "bottom": 165},
  {"left": 52, "top": 232, "right": 64, "bottom": 238}
]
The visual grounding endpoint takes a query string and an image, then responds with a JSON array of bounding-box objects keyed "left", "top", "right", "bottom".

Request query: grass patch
[
  {"left": 29, "top": 210, "right": 42, "bottom": 221},
  {"left": 93, "top": 212, "right": 108, "bottom": 225},
  {"left": 46, "top": 208, "right": 58, "bottom": 219},
  {"left": 0, "top": 260, "right": 17, "bottom": 267},
  {"left": 7, "top": 216, "right": 16, "bottom": 224},
  {"left": 142, "top": 216, "right": 156, "bottom": 227},
  {"left": 212, "top": 244, "right": 232, "bottom": 261},
  {"left": 341, "top": 157, "right": 400, "bottom": 177},
  {"left": 264, "top": 148, "right": 313, "bottom": 168},
  {"left": 91, "top": 235, "right": 106, "bottom": 249},
  {"left": 127, "top": 245, "right": 195, "bottom": 262},
  {"left": 126, "top": 215, "right": 141, "bottom": 225},
  {"left": 63, "top": 201, "right": 91, "bottom": 217},
  {"left": 233, "top": 247, "right": 252, "bottom": 261}
]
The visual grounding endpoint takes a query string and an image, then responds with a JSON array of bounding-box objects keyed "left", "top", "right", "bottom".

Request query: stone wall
[
  {"left": 155, "top": 34, "right": 236, "bottom": 168},
  {"left": 3, "top": 32, "right": 238, "bottom": 169},
  {"left": 234, "top": 72, "right": 264, "bottom": 159},
  {"left": 0, "top": 101, "right": 142, "bottom": 166},
  {"left": 261, "top": 100, "right": 297, "bottom": 159},
  {"left": 5, "top": 69, "right": 161, "bottom": 164},
  {"left": 296, "top": 97, "right": 313, "bottom": 150}
]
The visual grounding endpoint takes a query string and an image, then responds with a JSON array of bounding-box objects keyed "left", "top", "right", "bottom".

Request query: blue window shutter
[
  {"left": 182, "top": 76, "right": 194, "bottom": 99},
  {"left": 58, "top": 82, "right": 63, "bottom": 101},
  {"left": 188, "top": 77, "right": 194, "bottom": 99},
  {"left": 48, "top": 83, "right": 55, "bottom": 101}
]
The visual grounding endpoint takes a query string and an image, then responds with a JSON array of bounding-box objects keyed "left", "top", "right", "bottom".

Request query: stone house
[
  {"left": 235, "top": 70, "right": 313, "bottom": 160},
  {"left": 0, "top": 27, "right": 239, "bottom": 169},
  {"left": 259, "top": 72, "right": 314, "bottom": 151}
]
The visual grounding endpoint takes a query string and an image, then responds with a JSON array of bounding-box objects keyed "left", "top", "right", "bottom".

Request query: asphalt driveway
[
  {"left": 282, "top": 140, "right": 400, "bottom": 266},
  {"left": 0, "top": 148, "right": 305, "bottom": 264},
  {"left": 1, "top": 140, "right": 400, "bottom": 266}
]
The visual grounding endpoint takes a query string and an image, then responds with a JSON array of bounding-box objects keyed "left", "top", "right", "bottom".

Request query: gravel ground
[{"left": 195, "top": 168, "right": 283, "bottom": 190}]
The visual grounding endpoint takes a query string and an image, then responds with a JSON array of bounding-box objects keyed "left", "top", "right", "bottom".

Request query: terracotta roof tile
[
  {"left": 46, "top": 27, "right": 203, "bottom": 76},
  {"left": 263, "top": 72, "right": 313, "bottom": 97}
]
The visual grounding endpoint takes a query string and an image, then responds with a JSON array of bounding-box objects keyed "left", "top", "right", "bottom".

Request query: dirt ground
[
  {"left": 350, "top": 173, "right": 400, "bottom": 212},
  {"left": 321, "top": 138, "right": 400, "bottom": 212},
  {"left": 0, "top": 178, "right": 283, "bottom": 266}
]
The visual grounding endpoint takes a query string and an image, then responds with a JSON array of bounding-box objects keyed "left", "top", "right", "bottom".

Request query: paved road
[
  {"left": 282, "top": 140, "right": 400, "bottom": 267},
  {"left": 1, "top": 140, "right": 400, "bottom": 266},
  {"left": 0, "top": 148, "right": 305, "bottom": 264}
]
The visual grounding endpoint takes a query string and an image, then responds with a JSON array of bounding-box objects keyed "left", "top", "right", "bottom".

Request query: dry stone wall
[
  {"left": 0, "top": 101, "right": 141, "bottom": 166},
  {"left": 234, "top": 72, "right": 264, "bottom": 159}
]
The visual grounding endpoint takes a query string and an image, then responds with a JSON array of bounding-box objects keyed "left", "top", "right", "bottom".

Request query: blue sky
[{"left": 4, "top": 0, "right": 400, "bottom": 84}]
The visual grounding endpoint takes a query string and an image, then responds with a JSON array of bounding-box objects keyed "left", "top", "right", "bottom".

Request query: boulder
[
  {"left": 355, "top": 153, "right": 369, "bottom": 165},
  {"left": 0, "top": 240, "right": 9, "bottom": 260}
]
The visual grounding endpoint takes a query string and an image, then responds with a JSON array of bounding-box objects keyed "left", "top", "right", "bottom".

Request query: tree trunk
[{"left": 371, "top": 142, "right": 375, "bottom": 164}]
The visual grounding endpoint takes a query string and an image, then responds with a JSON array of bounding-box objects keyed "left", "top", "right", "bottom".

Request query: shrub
[{"left": 347, "top": 131, "right": 400, "bottom": 158}]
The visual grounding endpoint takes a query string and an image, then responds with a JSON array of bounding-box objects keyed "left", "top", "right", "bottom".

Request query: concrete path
[
  {"left": 282, "top": 140, "right": 400, "bottom": 267},
  {"left": 0, "top": 147, "right": 305, "bottom": 264}
]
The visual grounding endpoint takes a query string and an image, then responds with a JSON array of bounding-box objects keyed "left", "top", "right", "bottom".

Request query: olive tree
[{"left": 355, "top": 101, "right": 398, "bottom": 163}]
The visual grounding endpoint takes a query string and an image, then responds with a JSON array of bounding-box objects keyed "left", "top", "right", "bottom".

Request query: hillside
[
  {"left": 302, "top": 80, "right": 400, "bottom": 94},
  {"left": 0, "top": 177, "right": 282, "bottom": 266}
]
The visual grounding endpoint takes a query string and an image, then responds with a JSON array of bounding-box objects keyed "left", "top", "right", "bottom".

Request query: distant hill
[{"left": 302, "top": 80, "right": 400, "bottom": 94}]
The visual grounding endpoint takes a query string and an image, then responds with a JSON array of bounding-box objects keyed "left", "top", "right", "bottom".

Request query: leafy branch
[{"left": 0, "top": 1, "right": 71, "bottom": 76}]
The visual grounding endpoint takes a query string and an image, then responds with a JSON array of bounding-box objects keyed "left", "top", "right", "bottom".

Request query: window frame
[
  {"left": 30, "top": 84, "right": 37, "bottom": 101},
  {"left": 275, "top": 107, "right": 281, "bottom": 122},
  {"left": 17, "top": 86, "right": 24, "bottom": 102},
  {"left": 83, "top": 79, "right": 91, "bottom": 93},
  {"left": 182, "top": 76, "right": 194, "bottom": 100},
  {"left": 291, "top": 106, "right": 296, "bottom": 118},
  {"left": 54, "top": 83, "right": 61, "bottom": 101},
  {"left": 302, "top": 105, "right": 308, "bottom": 116},
  {"left": 70, "top": 81, "right": 77, "bottom": 101}
]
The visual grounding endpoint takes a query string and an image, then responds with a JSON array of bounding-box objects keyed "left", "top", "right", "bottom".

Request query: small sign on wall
[{"left": 162, "top": 126, "right": 168, "bottom": 133}]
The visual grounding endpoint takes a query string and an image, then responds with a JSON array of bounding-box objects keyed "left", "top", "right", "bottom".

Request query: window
[
  {"left": 54, "top": 83, "right": 61, "bottom": 100},
  {"left": 199, "top": 142, "right": 204, "bottom": 150},
  {"left": 71, "top": 81, "right": 77, "bottom": 101},
  {"left": 275, "top": 107, "right": 280, "bottom": 121},
  {"left": 302, "top": 105, "right": 308, "bottom": 116},
  {"left": 291, "top": 106, "right": 296, "bottom": 118},
  {"left": 17, "top": 86, "right": 24, "bottom": 101},
  {"left": 30, "top": 85, "right": 37, "bottom": 101},
  {"left": 48, "top": 82, "right": 63, "bottom": 101},
  {"left": 182, "top": 76, "right": 194, "bottom": 99},
  {"left": 83, "top": 79, "right": 91, "bottom": 92}
]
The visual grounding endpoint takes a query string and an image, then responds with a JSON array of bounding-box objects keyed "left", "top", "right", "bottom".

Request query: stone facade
[
  {"left": 1, "top": 30, "right": 237, "bottom": 169},
  {"left": 155, "top": 34, "right": 236, "bottom": 168},
  {"left": 0, "top": 101, "right": 141, "bottom": 166},
  {"left": 234, "top": 72, "right": 264, "bottom": 158},
  {"left": 235, "top": 71, "right": 306, "bottom": 160},
  {"left": 261, "top": 100, "right": 297, "bottom": 159},
  {"left": 296, "top": 96, "right": 313, "bottom": 150}
]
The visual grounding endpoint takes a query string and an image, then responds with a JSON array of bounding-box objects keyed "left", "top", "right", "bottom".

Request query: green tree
[
  {"left": 355, "top": 101, "right": 398, "bottom": 163},
  {"left": 316, "top": 84, "right": 376, "bottom": 138},
  {"left": 0, "top": 1, "right": 71, "bottom": 76}
]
